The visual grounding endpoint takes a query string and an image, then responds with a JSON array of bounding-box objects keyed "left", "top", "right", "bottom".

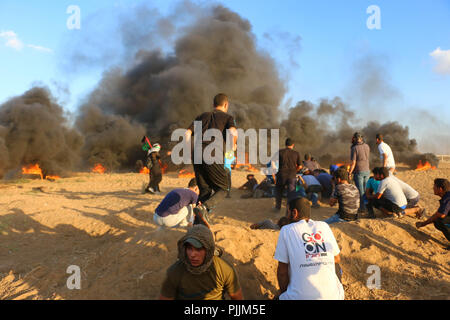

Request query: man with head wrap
[{"left": 159, "top": 225, "right": 243, "bottom": 300}]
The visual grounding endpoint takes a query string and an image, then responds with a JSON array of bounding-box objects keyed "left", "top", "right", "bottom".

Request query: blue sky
[{"left": 1, "top": 0, "right": 449, "bottom": 153}]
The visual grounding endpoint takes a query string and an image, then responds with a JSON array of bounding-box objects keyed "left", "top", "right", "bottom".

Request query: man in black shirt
[
  {"left": 274, "top": 138, "right": 302, "bottom": 211},
  {"left": 185, "top": 94, "right": 238, "bottom": 226}
]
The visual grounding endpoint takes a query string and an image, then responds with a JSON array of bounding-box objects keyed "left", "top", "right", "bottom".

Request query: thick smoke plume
[
  {"left": 75, "top": 4, "right": 286, "bottom": 170},
  {"left": 0, "top": 87, "right": 83, "bottom": 178}
]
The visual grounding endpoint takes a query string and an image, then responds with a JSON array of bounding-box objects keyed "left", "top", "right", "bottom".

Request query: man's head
[
  {"left": 353, "top": 132, "right": 363, "bottom": 144},
  {"left": 287, "top": 197, "right": 311, "bottom": 223},
  {"left": 376, "top": 133, "right": 383, "bottom": 145},
  {"left": 178, "top": 225, "right": 215, "bottom": 275},
  {"left": 379, "top": 167, "right": 390, "bottom": 180},
  {"left": 433, "top": 178, "right": 450, "bottom": 197},
  {"left": 213, "top": 93, "right": 229, "bottom": 112},
  {"left": 188, "top": 178, "right": 199, "bottom": 195},
  {"left": 247, "top": 174, "right": 255, "bottom": 181},
  {"left": 372, "top": 167, "right": 381, "bottom": 180},
  {"left": 304, "top": 153, "right": 312, "bottom": 161},
  {"left": 333, "top": 167, "right": 349, "bottom": 184},
  {"left": 285, "top": 138, "right": 294, "bottom": 148}
]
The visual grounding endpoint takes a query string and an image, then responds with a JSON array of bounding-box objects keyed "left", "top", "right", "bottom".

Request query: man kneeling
[
  {"left": 159, "top": 225, "right": 244, "bottom": 300},
  {"left": 153, "top": 178, "right": 199, "bottom": 228}
]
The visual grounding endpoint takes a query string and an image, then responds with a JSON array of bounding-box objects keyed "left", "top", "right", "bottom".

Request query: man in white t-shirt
[
  {"left": 392, "top": 176, "right": 425, "bottom": 218},
  {"left": 274, "top": 197, "right": 344, "bottom": 300},
  {"left": 374, "top": 167, "right": 407, "bottom": 218},
  {"left": 376, "top": 134, "right": 395, "bottom": 174}
]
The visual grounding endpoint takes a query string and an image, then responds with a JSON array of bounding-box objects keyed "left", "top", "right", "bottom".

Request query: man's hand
[{"left": 416, "top": 221, "right": 425, "bottom": 229}]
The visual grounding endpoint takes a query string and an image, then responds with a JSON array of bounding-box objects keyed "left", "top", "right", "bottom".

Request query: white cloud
[
  {"left": 0, "top": 30, "right": 24, "bottom": 50},
  {"left": 0, "top": 30, "right": 52, "bottom": 53},
  {"left": 430, "top": 47, "right": 450, "bottom": 75},
  {"left": 27, "top": 44, "right": 53, "bottom": 53}
]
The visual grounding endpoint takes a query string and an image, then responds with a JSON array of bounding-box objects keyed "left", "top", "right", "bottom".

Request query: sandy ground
[{"left": 0, "top": 165, "right": 449, "bottom": 300}]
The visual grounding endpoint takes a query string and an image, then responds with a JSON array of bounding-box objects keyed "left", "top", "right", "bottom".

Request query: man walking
[
  {"left": 184, "top": 94, "right": 238, "bottom": 225},
  {"left": 349, "top": 132, "right": 371, "bottom": 213},
  {"left": 274, "top": 138, "right": 302, "bottom": 212}
]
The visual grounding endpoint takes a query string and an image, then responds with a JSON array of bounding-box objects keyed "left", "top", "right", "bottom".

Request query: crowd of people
[{"left": 143, "top": 93, "right": 449, "bottom": 300}]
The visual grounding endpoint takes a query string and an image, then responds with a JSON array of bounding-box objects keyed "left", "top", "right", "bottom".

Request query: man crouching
[{"left": 159, "top": 225, "right": 244, "bottom": 300}]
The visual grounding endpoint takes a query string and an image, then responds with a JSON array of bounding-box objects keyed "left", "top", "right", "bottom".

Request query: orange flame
[
  {"left": 140, "top": 167, "right": 150, "bottom": 174},
  {"left": 415, "top": 161, "right": 436, "bottom": 171},
  {"left": 22, "top": 164, "right": 60, "bottom": 180},
  {"left": 92, "top": 163, "right": 106, "bottom": 174},
  {"left": 160, "top": 161, "right": 168, "bottom": 174},
  {"left": 234, "top": 153, "right": 259, "bottom": 172},
  {"left": 178, "top": 169, "right": 195, "bottom": 178}
]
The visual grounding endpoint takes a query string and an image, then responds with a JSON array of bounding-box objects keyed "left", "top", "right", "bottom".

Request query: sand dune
[{"left": 0, "top": 166, "right": 449, "bottom": 300}]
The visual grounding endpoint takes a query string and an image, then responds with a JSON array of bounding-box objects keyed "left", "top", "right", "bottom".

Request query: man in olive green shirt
[{"left": 159, "top": 225, "right": 243, "bottom": 300}]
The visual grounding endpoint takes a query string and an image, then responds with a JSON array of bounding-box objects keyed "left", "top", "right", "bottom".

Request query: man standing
[
  {"left": 274, "top": 197, "right": 344, "bottom": 300},
  {"left": 159, "top": 225, "right": 243, "bottom": 300},
  {"left": 184, "top": 94, "right": 238, "bottom": 224},
  {"left": 376, "top": 134, "right": 396, "bottom": 174},
  {"left": 274, "top": 138, "right": 302, "bottom": 212},
  {"left": 349, "top": 132, "right": 371, "bottom": 213},
  {"left": 416, "top": 179, "right": 450, "bottom": 249}
]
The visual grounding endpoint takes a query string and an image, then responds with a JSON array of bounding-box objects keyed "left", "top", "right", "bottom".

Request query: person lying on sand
[
  {"left": 159, "top": 225, "right": 244, "bottom": 300},
  {"left": 416, "top": 178, "right": 450, "bottom": 250},
  {"left": 250, "top": 216, "right": 289, "bottom": 230},
  {"left": 153, "top": 178, "right": 200, "bottom": 228},
  {"left": 324, "top": 167, "right": 360, "bottom": 224},
  {"left": 274, "top": 197, "right": 344, "bottom": 300}
]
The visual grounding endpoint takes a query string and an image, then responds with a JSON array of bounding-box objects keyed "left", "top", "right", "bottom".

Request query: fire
[
  {"left": 92, "top": 163, "right": 106, "bottom": 174},
  {"left": 22, "top": 164, "right": 43, "bottom": 180},
  {"left": 178, "top": 169, "right": 195, "bottom": 178},
  {"left": 160, "top": 161, "right": 168, "bottom": 174},
  {"left": 140, "top": 167, "right": 150, "bottom": 174},
  {"left": 334, "top": 163, "right": 351, "bottom": 171},
  {"left": 234, "top": 153, "right": 259, "bottom": 173},
  {"left": 21, "top": 164, "right": 60, "bottom": 180},
  {"left": 415, "top": 161, "right": 436, "bottom": 171}
]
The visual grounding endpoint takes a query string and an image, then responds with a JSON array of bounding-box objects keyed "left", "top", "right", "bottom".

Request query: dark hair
[
  {"left": 333, "top": 167, "right": 349, "bottom": 182},
  {"left": 213, "top": 93, "right": 228, "bottom": 107},
  {"left": 277, "top": 217, "right": 289, "bottom": 228},
  {"left": 380, "top": 167, "right": 390, "bottom": 178},
  {"left": 434, "top": 178, "right": 450, "bottom": 192},
  {"left": 285, "top": 138, "right": 294, "bottom": 147},
  {"left": 288, "top": 197, "right": 311, "bottom": 220},
  {"left": 372, "top": 167, "right": 381, "bottom": 175},
  {"left": 247, "top": 174, "right": 255, "bottom": 180},
  {"left": 188, "top": 178, "right": 197, "bottom": 188},
  {"left": 376, "top": 133, "right": 384, "bottom": 141},
  {"left": 304, "top": 153, "right": 312, "bottom": 161}
]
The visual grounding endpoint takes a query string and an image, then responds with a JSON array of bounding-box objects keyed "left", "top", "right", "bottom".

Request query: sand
[{"left": 0, "top": 165, "right": 449, "bottom": 300}]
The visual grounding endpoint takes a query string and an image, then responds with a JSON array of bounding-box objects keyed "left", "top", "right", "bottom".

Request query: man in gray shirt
[
  {"left": 373, "top": 167, "right": 408, "bottom": 218},
  {"left": 349, "top": 132, "right": 370, "bottom": 213}
]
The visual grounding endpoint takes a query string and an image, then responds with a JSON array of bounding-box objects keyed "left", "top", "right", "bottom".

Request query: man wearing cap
[
  {"left": 159, "top": 225, "right": 243, "bottom": 300},
  {"left": 274, "top": 138, "right": 302, "bottom": 212},
  {"left": 274, "top": 197, "right": 344, "bottom": 300},
  {"left": 349, "top": 132, "right": 371, "bottom": 213}
]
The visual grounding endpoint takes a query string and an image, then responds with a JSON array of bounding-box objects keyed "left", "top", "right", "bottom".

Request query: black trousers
[
  {"left": 226, "top": 169, "right": 231, "bottom": 196},
  {"left": 148, "top": 171, "right": 162, "bottom": 191},
  {"left": 434, "top": 218, "right": 450, "bottom": 242},
  {"left": 275, "top": 174, "right": 296, "bottom": 210},
  {"left": 194, "top": 163, "right": 228, "bottom": 211}
]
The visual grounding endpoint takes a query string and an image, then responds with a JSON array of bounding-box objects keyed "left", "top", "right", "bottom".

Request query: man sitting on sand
[
  {"left": 313, "top": 169, "right": 334, "bottom": 199},
  {"left": 416, "top": 178, "right": 450, "bottom": 249},
  {"left": 153, "top": 178, "right": 200, "bottom": 228},
  {"left": 250, "top": 216, "right": 289, "bottom": 230},
  {"left": 274, "top": 197, "right": 344, "bottom": 300},
  {"left": 324, "top": 167, "right": 360, "bottom": 224},
  {"left": 298, "top": 170, "right": 323, "bottom": 208},
  {"left": 373, "top": 167, "right": 407, "bottom": 218},
  {"left": 238, "top": 174, "right": 259, "bottom": 191},
  {"left": 159, "top": 225, "right": 244, "bottom": 300}
]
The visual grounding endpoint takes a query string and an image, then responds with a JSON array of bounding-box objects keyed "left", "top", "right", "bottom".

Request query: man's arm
[
  {"left": 329, "top": 197, "right": 338, "bottom": 207},
  {"left": 416, "top": 211, "right": 446, "bottom": 228},
  {"left": 375, "top": 192, "right": 383, "bottom": 200},
  {"left": 349, "top": 160, "right": 356, "bottom": 175},
  {"left": 365, "top": 188, "right": 375, "bottom": 199},
  {"left": 382, "top": 153, "right": 388, "bottom": 167},
  {"left": 229, "top": 289, "right": 243, "bottom": 300},
  {"left": 277, "top": 262, "right": 289, "bottom": 295}
]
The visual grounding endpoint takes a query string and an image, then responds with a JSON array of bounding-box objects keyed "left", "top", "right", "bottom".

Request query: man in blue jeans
[{"left": 349, "top": 132, "right": 370, "bottom": 213}]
